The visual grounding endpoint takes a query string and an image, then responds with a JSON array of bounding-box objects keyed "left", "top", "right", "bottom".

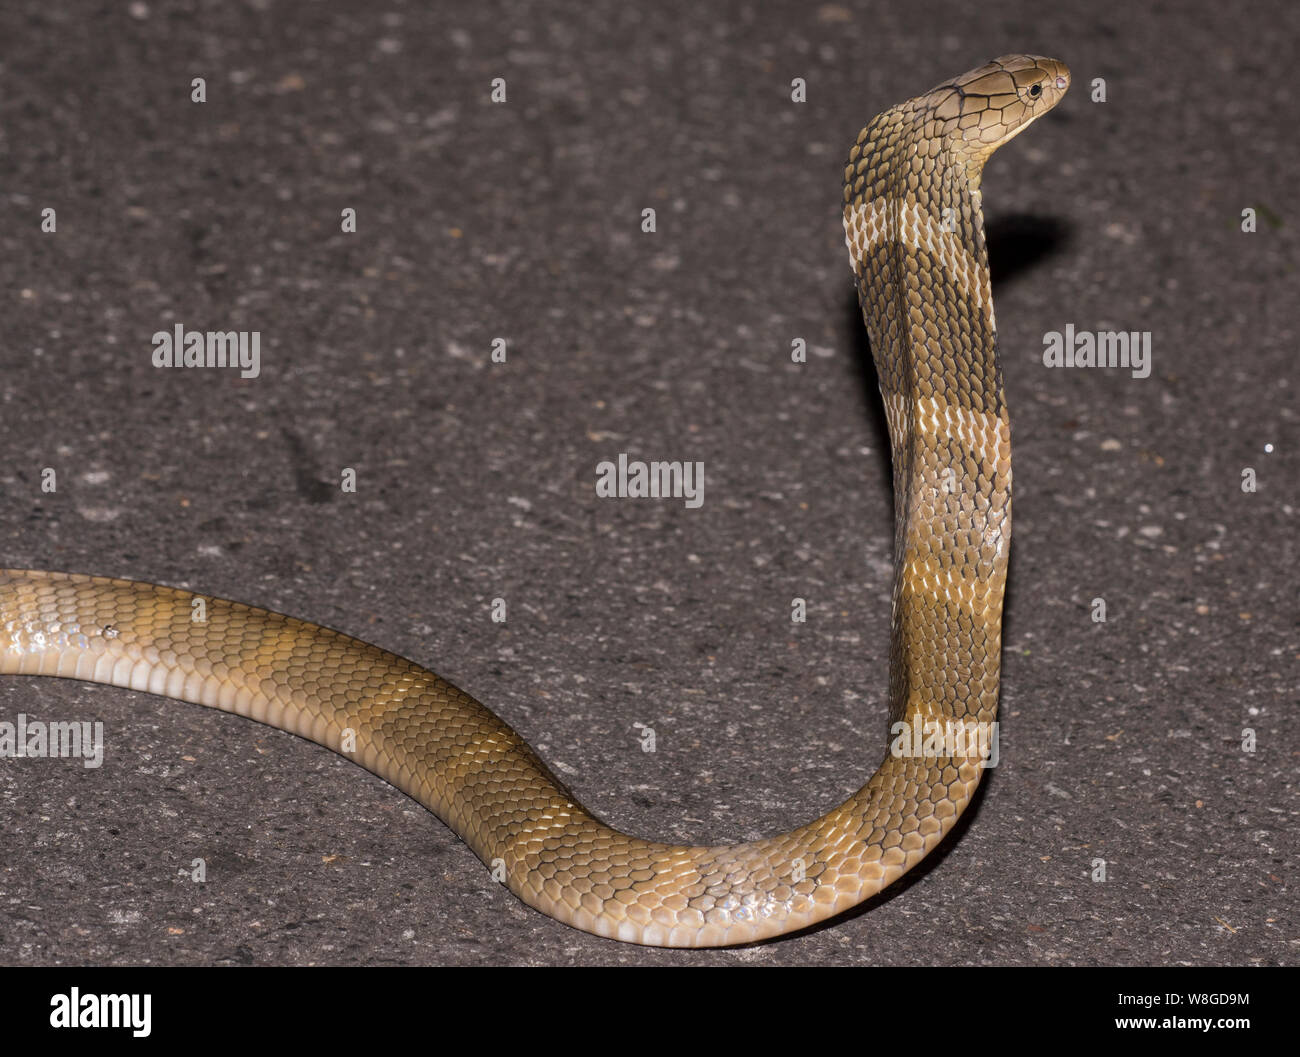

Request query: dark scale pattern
[{"left": 1, "top": 55, "right": 1068, "bottom": 948}]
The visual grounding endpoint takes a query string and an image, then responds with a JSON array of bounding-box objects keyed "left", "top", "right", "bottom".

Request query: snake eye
[{"left": 1028, "top": 83, "right": 1042, "bottom": 98}]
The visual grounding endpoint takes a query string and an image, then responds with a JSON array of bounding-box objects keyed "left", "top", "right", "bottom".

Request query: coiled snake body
[{"left": 1, "top": 56, "right": 1068, "bottom": 947}]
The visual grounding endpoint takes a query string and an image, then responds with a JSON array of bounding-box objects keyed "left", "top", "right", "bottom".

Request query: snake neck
[{"left": 843, "top": 117, "right": 1012, "bottom": 732}]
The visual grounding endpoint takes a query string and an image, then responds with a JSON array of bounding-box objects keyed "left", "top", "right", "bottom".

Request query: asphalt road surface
[{"left": 0, "top": 0, "right": 1294, "bottom": 965}]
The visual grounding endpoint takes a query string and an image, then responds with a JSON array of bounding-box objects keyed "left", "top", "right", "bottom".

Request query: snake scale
[{"left": 1, "top": 56, "right": 1068, "bottom": 947}]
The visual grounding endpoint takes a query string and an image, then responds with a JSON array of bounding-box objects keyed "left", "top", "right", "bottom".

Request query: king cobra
[{"left": 1, "top": 56, "right": 1068, "bottom": 947}]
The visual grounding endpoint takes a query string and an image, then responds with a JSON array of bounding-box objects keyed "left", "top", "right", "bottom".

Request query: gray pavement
[{"left": 0, "top": 0, "right": 1294, "bottom": 965}]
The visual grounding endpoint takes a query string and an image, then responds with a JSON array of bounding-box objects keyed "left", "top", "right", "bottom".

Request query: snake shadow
[{"left": 738, "top": 213, "right": 1069, "bottom": 949}]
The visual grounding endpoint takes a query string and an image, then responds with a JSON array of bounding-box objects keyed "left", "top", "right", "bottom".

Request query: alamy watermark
[
  {"left": 0, "top": 713, "right": 104, "bottom": 768},
  {"left": 50, "top": 988, "right": 150, "bottom": 1038},
  {"left": 890, "top": 718, "right": 999, "bottom": 769},
  {"left": 595, "top": 453, "right": 704, "bottom": 509},
  {"left": 1042, "top": 323, "right": 1151, "bottom": 379},
  {"left": 151, "top": 323, "right": 261, "bottom": 378}
]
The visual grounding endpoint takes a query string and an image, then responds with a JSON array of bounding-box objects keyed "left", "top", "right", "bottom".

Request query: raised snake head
[{"left": 926, "top": 54, "right": 1071, "bottom": 183}]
